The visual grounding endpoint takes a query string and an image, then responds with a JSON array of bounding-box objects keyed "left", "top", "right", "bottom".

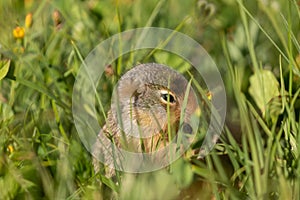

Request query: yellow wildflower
[
  {"left": 13, "top": 26, "right": 25, "bottom": 39},
  {"left": 7, "top": 145, "right": 14, "bottom": 153}
]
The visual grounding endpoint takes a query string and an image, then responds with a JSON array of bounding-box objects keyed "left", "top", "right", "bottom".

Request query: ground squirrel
[{"left": 92, "top": 63, "right": 198, "bottom": 176}]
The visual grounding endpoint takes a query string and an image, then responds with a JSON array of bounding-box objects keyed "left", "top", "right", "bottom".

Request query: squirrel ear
[
  {"left": 136, "top": 84, "right": 146, "bottom": 94},
  {"left": 117, "top": 77, "right": 145, "bottom": 99}
]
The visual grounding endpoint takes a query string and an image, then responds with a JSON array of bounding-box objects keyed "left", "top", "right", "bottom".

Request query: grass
[{"left": 0, "top": 0, "right": 300, "bottom": 199}]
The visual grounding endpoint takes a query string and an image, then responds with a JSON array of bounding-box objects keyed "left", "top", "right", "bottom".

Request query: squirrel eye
[{"left": 160, "top": 90, "right": 176, "bottom": 104}]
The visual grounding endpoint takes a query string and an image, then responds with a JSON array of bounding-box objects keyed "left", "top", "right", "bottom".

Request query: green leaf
[
  {"left": 249, "top": 69, "right": 280, "bottom": 114},
  {"left": 0, "top": 60, "right": 11, "bottom": 81}
]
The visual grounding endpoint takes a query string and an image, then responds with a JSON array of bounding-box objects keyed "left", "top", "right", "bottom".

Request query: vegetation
[{"left": 0, "top": 0, "right": 299, "bottom": 199}]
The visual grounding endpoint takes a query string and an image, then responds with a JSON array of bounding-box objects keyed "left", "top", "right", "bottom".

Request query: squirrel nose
[{"left": 182, "top": 122, "right": 193, "bottom": 134}]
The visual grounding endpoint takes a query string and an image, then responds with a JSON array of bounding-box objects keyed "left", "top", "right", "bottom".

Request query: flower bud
[{"left": 25, "top": 13, "right": 33, "bottom": 28}]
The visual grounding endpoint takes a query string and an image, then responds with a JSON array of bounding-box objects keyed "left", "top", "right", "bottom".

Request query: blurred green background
[{"left": 0, "top": 0, "right": 300, "bottom": 199}]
